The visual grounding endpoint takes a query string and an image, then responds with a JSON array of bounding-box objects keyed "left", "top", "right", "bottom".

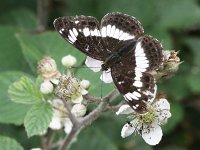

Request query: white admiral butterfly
[{"left": 54, "top": 12, "right": 163, "bottom": 114}]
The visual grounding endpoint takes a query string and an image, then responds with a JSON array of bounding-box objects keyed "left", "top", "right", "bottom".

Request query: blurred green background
[{"left": 0, "top": 0, "right": 200, "bottom": 149}]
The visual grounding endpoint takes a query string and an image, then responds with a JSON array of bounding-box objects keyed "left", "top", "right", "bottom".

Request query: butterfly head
[
  {"left": 101, "top": 64, "right": 109, "bottom": 71},
  {"left": 101, "top": 52, "right": 121, "bottom": 71}
]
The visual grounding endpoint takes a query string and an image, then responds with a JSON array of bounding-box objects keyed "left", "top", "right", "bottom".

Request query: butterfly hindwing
[
  {"left": 54, "top": 16, "right": 107, "bottom": 60},
  {"left": 111, "top": 35, "right": 163, "bottom": 113}
]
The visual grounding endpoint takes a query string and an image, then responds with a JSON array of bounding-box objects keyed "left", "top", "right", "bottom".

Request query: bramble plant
[{"left": 8, "top": 49, "right": 180, "bottom": 149}]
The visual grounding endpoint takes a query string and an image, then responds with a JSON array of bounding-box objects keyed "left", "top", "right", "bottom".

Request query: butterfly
[{"left": 54, "top": 12, "right": 163, "bottom": 114}]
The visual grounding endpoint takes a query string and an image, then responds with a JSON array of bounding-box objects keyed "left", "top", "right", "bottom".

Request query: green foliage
[
  {"left": 24, "top": 103, "right": 53, "bottom": 137},
  {"left": 70, "top": 127, "right": 118, "bottom": 150},
  {"left": 0, "top": 72, "right": 31, "bottom": 125},
  {"left": 0, "top": 8, "right": 37, "bottom": 30},
  {"left": 0, "top": 26, "right": 30, "bottom": 72},
  {"left": 16, "top": 32, "right": 86, "bottom": 73},
  {"left": 0, "top": 136, "right": 24, "bottom": 150},
  {"left": 76, "top": 68, "right": 114, "bottom": 96},
  {"left": 163, "top": 102, "right": 184, "bottom": 133},
  {"left": 0, "top": 0, "right": 200, "bottom": 149},
  {"left": 8, "top": 76, "right": 43, "bottom": 104}
]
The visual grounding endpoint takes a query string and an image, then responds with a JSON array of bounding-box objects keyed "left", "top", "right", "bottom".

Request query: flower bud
[
  {"left": 37, "top": 56, "right": 60, "bottom": 80},
  {"left": 80, "top": 80, "right": 90, "bottom": 89},
  {"left": 61, "top": 55, "right": 77, "bottom": 68},
  {"left": 71, "top": 104, "right": 86, "bottom": 117},
  {"left": 154, "top": 50, "right": 181, "bottom": 80},
  {"left": 40, "top": 80, "right": 54, "bottom": 94}
]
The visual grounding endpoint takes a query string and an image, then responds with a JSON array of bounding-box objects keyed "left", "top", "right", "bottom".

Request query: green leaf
[
  {"left": 161, "top": 145, "right": 187, "bottom": 150},
  {"left": 0, "top": 71, "right": 31, "bottom": 125},
  {"left": 0, "top": 26, "right": 30, "bottom": 72},
  {"left": 159, "top": 73, "right": 190, "bottom": 100},
  {"left": 8, "top": 76, "right": 43, "bottom": 104},
  {"left": 70, "top": 127, "right": 118, "bottom": 150},
  {"left": 184, "top": 38, "right": 200, "bottom": 67},
  {"left": 16, "top": 33, "right": 44, "bottom": 74},
  {"left": 75, "top": 67, "right": 114, "bottom": 96},
  {"left": 187, "top": 71, "right": 200, "bottom": 93},
  {"left": 0, "top": 136, "right": 23, "bottom": 150},
  {"left": 0, "top": 8, "right": 37, "bottom": 30},
  {"left": 24, "top": 103, "right": 53, "bottom": 137},
  {"left": 98, "top": 0, "right": 159, "bottom": 29},
  {"left": 163, "top": 102, "right": 184, "bottom": 133},
  {"left": 156, "top": 0, "right": 200, "bottom": 30},
  {"left": 16, "top": 32, "right": 86, "bottom": 73},
  {"left": 94, "top": 115, "right": 152, "bottom": 150}
]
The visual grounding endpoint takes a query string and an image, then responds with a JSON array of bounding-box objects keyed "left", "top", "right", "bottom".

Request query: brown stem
[
  {"left": 60, "top": 99, "right": 78, "bottom": 124},
  {"left": 58, "top": 89, "right": 119, "bottom": 150},
  {"left": 37, "top": 0, "right": 52, "bottom": 32},
  {"left": 58, "top": 124, "right": 81, "bottom": 150},
  {"left": 42, "top": 129, "right": 53, "bottom": 150}
]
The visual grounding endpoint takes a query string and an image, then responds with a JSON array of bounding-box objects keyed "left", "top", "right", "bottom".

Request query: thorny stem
[{"left": 58, "top": 89, "right": 119, "bottom": 150}]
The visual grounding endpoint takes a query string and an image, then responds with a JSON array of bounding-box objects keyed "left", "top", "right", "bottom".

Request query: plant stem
[
  {"left": 58, "top": 89, "right": 119, "bottom": 150},
  {"left": 37, "top": 0, "right": 52, "bottom": 32}
]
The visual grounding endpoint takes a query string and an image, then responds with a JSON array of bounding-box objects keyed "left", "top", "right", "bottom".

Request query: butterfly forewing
[
  {"left": 111, "top": 35, "right": 163, "bottom": 113},
  {"left": 100, "top": 12, "right": 144, "bottom": 52},
  {"left": 54, "top": 16, "right": 107, "bottom": 60}
]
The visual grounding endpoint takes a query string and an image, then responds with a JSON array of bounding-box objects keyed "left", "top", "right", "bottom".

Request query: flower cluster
[
  {"left": 37, "top": 55, "right": 89, "bottom": 134},
  {"left": 54, "top": 72, "right": 88, "bottom": 103}
]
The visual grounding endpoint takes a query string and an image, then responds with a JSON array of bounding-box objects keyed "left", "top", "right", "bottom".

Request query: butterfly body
[
  {"left": 54, "top": 12, "right": 163, "bottom": 114},
  {"left": 101, "top": 39, "right": 137, "bottom": 71}
]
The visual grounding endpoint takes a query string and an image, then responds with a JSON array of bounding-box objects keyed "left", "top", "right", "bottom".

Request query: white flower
[
  {"left": 80, "top": 80, "right": 90, "bottom": 89},
  {"left": 85, "top": 56, "right": 113, "bottom": 83},
  {"left": 40, "top": 80, "right": 54, "bottom": 94},
  {"left": 54, "top": 72, "right": 88, "bottom": 104},
  {"left": 31, "top": 148, "right": 42, "bottom": 150},
  {"left": 117, "top": 98, "right": 171, "bottom": 145},
  {"left": 49, "top": 99, "right": 73, "bottom": 134},
  {"left": 71, "top": 104, "right": 87, "bottom": 117},
  {"left": 62, "top": 55, "right": 77, "bottom": 68}
]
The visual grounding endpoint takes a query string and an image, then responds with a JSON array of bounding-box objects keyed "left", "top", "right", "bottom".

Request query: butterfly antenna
[{"left": 71, "top": 66, "right": 101, "bottom": 69}]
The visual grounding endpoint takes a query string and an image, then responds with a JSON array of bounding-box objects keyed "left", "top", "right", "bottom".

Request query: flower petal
[
  {"left": 116, "top": 105, "right": 134, "bottom": 115},
  {"left": 142, "top": 123, "right": 163, "bottom": 145},
  {"left": 154, "top": 98, "right": 170, "bottom": 110},
  {"left": 49, "top": 115, "right": 62, "bottom": 130},
  {"left": 64, "top": 118, "right": 73, "bottom": 134},
  {"left": 71, "top": 93, "right": 83, "bottom": 104},
  {"left": 80, "top": 89, "right": 88, "bottom": 95},
  {"left": 121, "top": 119, "right": 139, "bottom": 138},
  {"left": 50, "top": 79, "right": 59, "bottom": 85},
  {"left": 85, "top": 56, "right": 102, "bottom": 72},
  {"left": 156, "top": 109, "right": 171, "bottom": 124},
  {"left": 100, "top": 71, "right": 113, "bottom": 83}
]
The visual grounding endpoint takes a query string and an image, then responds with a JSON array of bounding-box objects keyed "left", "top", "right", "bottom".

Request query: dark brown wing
[
  {"left": 111, "top": 35, "right": 163, "bottom": 114},
  {"left": 54, "top": 12, "right": 144, "bottom": 61},
  {"left": 100, "top": 12, "right": 144, "bottom": 52},
  {"left": 54, "top": 16, "right": 107, "bottom": 60}
]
